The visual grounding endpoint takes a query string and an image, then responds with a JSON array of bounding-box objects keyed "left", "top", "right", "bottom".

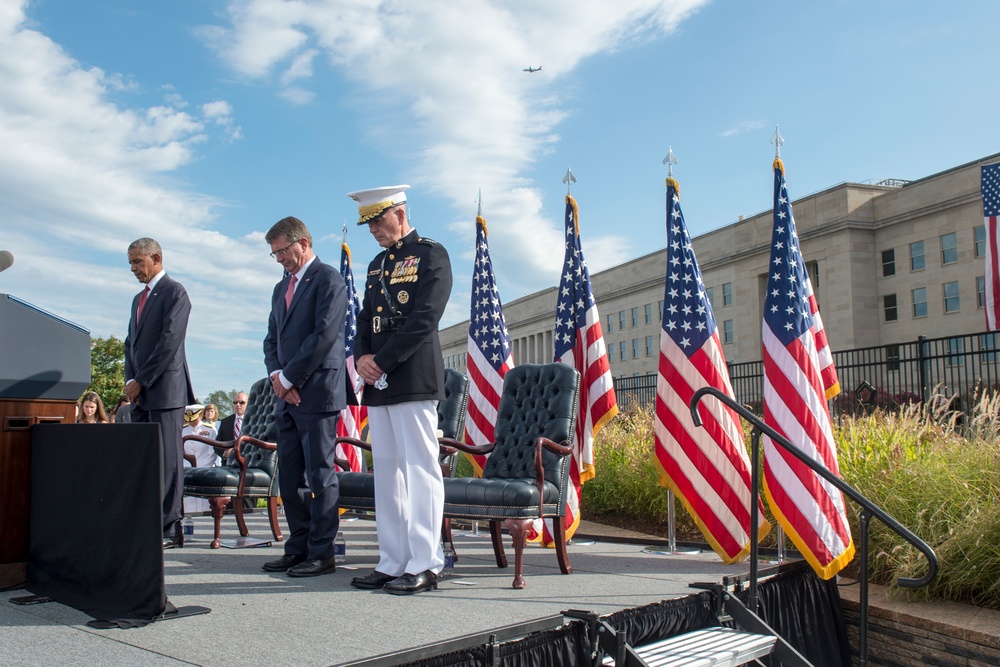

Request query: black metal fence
[{"left": 614, "top": 331, "right": 1000, "bottom": 415}]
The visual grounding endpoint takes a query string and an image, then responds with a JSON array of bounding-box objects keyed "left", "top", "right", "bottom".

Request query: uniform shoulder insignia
[{"left": 417, "top": 237, "right": 439, "bottom": 245}]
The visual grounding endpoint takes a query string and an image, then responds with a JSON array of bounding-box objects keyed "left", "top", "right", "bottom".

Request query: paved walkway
[{"left": 1, "top": 513, "right": 742, "bottom": 667}]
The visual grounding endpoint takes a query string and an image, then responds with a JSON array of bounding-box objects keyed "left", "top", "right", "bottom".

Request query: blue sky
[{"left": 2, "top": 0, "right": 998, "bottom": 398}]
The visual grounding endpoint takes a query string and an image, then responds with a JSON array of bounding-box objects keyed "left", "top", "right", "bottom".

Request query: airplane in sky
[{"left": 523, "top": 66, "right": 542, "bottom": 73}]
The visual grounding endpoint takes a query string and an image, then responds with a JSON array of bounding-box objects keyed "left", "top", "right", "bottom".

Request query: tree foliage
[
  {"left": 89, "top": 336, "right": 125, "bottom": 410},
  {"left": 203, "top": 389, "right": 241, "bottom": 418}
]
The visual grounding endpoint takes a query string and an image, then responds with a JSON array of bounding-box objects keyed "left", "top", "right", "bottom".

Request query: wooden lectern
[{"left": 0, "top": 294, "right": 90, "bottom": 590}]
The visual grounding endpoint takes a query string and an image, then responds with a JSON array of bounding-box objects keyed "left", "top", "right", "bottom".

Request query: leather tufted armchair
[
  {"left": 182, "top": 377, "right": 283, "bottom": 548},
  {"left": 439, "top": 362, "right": 580, "bottom": 589}
]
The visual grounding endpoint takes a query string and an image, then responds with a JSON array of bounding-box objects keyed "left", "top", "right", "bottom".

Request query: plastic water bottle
[
  {"left": 182, "top": 515, "right": 194, "bottom": 539},
  {"left": 441, "top": 542, "right": 455, "bottom": 578},
  {"left": 334, "top": 531, "right": 346, "bottom": 564}
]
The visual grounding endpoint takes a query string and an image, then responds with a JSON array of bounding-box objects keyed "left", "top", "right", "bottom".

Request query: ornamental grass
[{"left": 582, "top": 392, "right": 1000, "bottom": 610}]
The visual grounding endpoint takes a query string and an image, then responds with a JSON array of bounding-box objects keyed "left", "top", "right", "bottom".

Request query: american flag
[
  {"left": 530, "top": 194, "right": 619, "bottom": 546},
  {"left": 762, "top": 158, "right": 854, "bottom": 579},
  {"left": 982, "top": 162, "right": 1000, "bottom": 330},
  {"left": 464, "top": 213, "right": 514, "bottom": 474},
  {"left": 335, "top": 241, "right": 367, "bottom": 473},
  {"left": 654, "top": 177, "right": 769, "bottom": 563}
]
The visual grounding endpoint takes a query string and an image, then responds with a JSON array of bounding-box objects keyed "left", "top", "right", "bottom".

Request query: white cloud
[
  {"left": 720, "top": 119, "right": 768, "bottom": 138},
  {"left": 0, "top": 0, "right": 269, "bottom": 394},
  {"left": 207, "top": 0, "right": 707, "bottom": 292}
]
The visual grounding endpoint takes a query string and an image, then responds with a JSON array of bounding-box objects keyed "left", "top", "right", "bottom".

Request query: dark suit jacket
[
  {"left": 263, "top": 257, "right": 348, "bottom": 413},
  {"left": 216, "top": 413, "right": 237, "bottom": 441},
  {"left": 124, "top": 274, "right": 196, "bottom": 411},
  {"left": 355, "top": 229, "right": 452, "bottom": 407}
]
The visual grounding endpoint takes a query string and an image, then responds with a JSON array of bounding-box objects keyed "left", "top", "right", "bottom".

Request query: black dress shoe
[
  {"left": 384, "top": 570, "right": 438, "bottom": 595},
  {"left": 286, "top": 557, "right": 337, "bottom": 577},
  {"left": 162, "top": 534, "right": 184, "bottom": 549},
  {"left": 262, "top": 553, "right": 306, "bottom": 572},
  {"left": 350, "top": 570, "right": 397, "bottom": 590}
]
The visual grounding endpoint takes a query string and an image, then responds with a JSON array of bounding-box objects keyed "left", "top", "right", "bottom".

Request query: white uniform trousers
[{"left": 368, "top": 401, "right": 444, "bottom": 576}]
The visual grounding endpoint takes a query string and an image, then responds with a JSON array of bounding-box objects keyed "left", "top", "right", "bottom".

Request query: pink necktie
[
  {"left": 234, "top": 415, "right": 242, "bottom": 439},
  {"left": 136, "top": 286, "right": 150, "bottom": 323},
  {"left": 284, "top": 275, "right": 297, "bottom": 310}
]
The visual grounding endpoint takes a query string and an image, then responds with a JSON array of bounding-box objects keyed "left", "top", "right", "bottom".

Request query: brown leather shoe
[
  {"left": 350, "top": 570, "right": 397, "bottom": 590},
  {"left": 286, "top": 557, "right": 337, "bottom": 577},
  {"left": 262, "top": 553, "right": 306, "bottom": 572},
  {"left": 384, "top": 570, "right": 438, "bottom": 595}
]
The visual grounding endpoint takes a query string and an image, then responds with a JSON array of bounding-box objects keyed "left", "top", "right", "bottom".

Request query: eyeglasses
[
  {"left": 233, "top": 400, "right": 246, "bottom": 405},
  {"left": 269, "top": 239, "right": 300, "bottom": 258}
]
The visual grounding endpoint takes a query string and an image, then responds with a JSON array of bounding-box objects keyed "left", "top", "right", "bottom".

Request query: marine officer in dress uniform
[{"left": 346, "top": 184, "right": 453, "bottom": 596}]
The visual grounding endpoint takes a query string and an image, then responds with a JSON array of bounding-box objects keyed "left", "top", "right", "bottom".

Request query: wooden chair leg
[
  {"left": 504, "top": 519, "right": 532, "bottom": 589},
  {"left": 267, "top": 497, "right": 284, "bottom": 542},
  {"left": 489, "top": 520, "right": 507, "bottom": 568},
  {"left": 551, "top": 517, "right": 573, "bottom": 575},
  {"left": 208, "top": 497, "right": 228, "bottom": 549},
  {"left": 234, "top": 495, "right": 249, "bottom": 536},
  {"left": 441, "top": 517, "right": 458, "bottom": 562}
]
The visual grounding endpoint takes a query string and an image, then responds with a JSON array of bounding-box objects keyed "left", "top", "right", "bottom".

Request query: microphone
[{"left": 0, "top": 250, "right": 13, "bottom": 273}]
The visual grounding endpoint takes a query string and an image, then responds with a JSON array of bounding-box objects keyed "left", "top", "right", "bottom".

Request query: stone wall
[{"left": 838, "top": 580, "right": 1000, "bottom": 667}]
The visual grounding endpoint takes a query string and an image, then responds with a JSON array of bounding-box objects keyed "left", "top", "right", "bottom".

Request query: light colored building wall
[{"left": 439, "top": 153, "right": 1000, "bottom": 380}]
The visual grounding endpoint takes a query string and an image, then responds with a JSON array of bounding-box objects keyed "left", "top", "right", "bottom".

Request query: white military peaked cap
[{"left": 347, "top": 184, "right": 410, "bottom": 225}]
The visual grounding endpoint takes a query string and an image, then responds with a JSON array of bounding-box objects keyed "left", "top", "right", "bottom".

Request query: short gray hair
[
  {"left": 128, "top": 238, "right": 162, "bottom": 257},
  {"left": 265, "top": 217, "right": 312, "bottom": 247}
]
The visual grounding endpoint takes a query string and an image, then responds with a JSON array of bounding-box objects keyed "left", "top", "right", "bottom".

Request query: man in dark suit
[
  {"left": 215, "top": 391, "right": 248, "bottom": 443},
  {"left": 262, "top": 217, "right": 347, "bottom": 577},
  {"left": 123, "top": 237, "right": 196, "bottom": 549},
  {"left": 347, "top": 185, "right": 453, "bottom": 595}
]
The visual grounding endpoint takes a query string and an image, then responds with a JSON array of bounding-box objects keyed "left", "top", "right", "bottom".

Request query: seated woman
[
  {"left": 109, "top": 394, "right": 133, "bottom": 424},
  {"left": 201, "top": 403, "right": 219, "bottom": 430},
  {"left": 77, "top": 391, "right": 109, "bottom": 424},
  {"left": 182, "top": 404, "right": 220, "bottom": 514}
]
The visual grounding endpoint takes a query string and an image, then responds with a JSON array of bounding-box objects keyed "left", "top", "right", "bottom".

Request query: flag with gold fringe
[
  {"left": 654, "top": 174, "right": 769, "bottom": 563},
  {"left": 529, "top": 193, "right": 618, "bottom": 546},
  {"left": 762, "top": 157, "right": 853, "bottom": 579},
  {"left": 335, "top": 241, "right": 367, "bottom": 472}
]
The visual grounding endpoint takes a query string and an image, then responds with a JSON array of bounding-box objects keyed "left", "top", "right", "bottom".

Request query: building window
[
  {"left": 941, "top": 233, "right": 958, "bottom": 265},
  {"left": 607, "top": 345, "right": 614, "bottom": 363},
  {"left": 883, "top": 294, "right": 898, "bottom": 322},
  {"left": 645, "top": 335, "right": 654, "bottom": 356},
  {"left": 619, "top": 310, "right": 626, "bottom": 330},
  {"left": 606, "top": 313, "right": 614, "bottom": 332},
  {"left": 980, "top": 333, "right": 999, "bottom": 363},
  {"left": 975, "top": 225, "right": 987, "bottom": 258},
  {"left": 644, "top": 303, "right": 653, "bottom": 325},
  {"left": 722, "top": 282, "right": 733, "bottom": 307},
  {"left": 978, "top": 276, "right": 986, "bottom": 308},
  {"left": 805, "top": 261, "right": 820, "bottom": 288},
  {"left": 910, "top": 241, "right": 925, "bottom": 271},
  {"left": 886, "top": 344, "right": 901, "bottom": 372},
  {"left": 632, "top": 338, "right": 640, "bottom": 359},
  {"left": 723, "top": 319, "right": 734, "bottom": 344},
  {"left": 619, "top": 341, "right": 626, "bottom": 361},
  {"left": 881, "top": 249, "right": 895, "bottom": 277},
  {"left": 630, "top": 307, "right": 638, "bottom": 328},
  {"left": 946, "top": 337, "right": 964, "bottom": 368},
  {"left": 706, "top": 287, "right": 714, "bottom": 309},
  {"left": 943, "top": 281, "right": 960, "bottom": 313},
  {"left": 658, "top": 300, "right": 664, "bottom": 321},
  {"left": 912, "top": 287, "right": 927, "bottom": 317}
]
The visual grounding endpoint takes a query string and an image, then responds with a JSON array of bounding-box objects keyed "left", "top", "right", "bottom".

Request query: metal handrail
[{"left": 690, "top": 386, "right": 938, "bottom": 667}]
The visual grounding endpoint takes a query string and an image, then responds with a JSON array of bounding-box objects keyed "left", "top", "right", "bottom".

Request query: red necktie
[
  {"left": 284, "top": 275, "right": 298, "bottom": 310},
  {"left": 136, "top": 286, "right": 150, "bottom": 323}
]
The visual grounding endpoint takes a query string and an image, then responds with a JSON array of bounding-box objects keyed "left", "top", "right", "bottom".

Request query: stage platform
[{"left": 1, "top": 512, "right": 766, "bottom": 666}]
